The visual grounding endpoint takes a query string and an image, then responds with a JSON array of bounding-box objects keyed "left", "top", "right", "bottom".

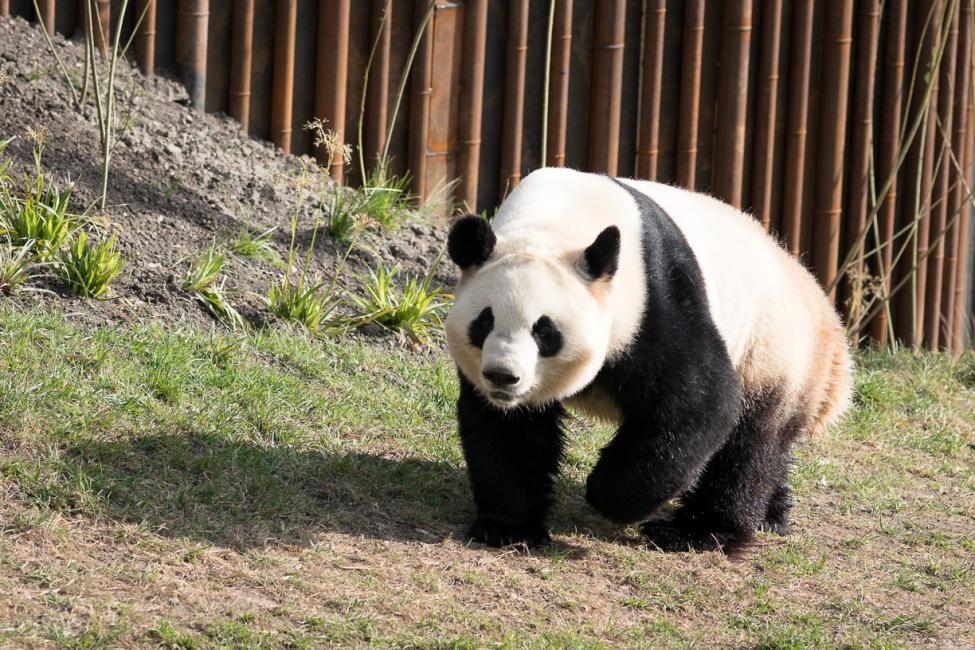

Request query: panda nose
[{"left": 483, "top": 366, "right": 520, "bottom": 387}]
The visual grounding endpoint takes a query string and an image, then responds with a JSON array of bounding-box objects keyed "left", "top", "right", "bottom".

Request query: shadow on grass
[{"left": 45, "top": 433, "right": 621, "bottom": 552}]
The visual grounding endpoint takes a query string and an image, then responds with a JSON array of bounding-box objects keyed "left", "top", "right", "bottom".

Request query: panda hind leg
[{"left": 642, "top": 388, "right": 799, "bottom": 555}]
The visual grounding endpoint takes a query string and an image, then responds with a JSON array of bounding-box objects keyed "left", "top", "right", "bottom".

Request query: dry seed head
[
  {"left": 304, "top": 118, "right": 352, "bottom": 166},
  {"left": 26, "top": 126, "right": 51, "bottom": 150}
]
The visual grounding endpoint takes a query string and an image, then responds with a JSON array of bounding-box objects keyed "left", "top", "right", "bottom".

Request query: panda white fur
[{"left": 445, "top": 167, "right": 852, "bottom": 552}]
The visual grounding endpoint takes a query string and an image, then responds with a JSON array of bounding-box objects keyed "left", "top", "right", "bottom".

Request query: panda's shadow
[{"left": 54, "top": 432, "right": 628, "bottom": 554}]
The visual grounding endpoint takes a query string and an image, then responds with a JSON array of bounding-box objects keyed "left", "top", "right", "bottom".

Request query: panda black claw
[{"left": 468, "top": 517, "right": 551, "bottom": 549}]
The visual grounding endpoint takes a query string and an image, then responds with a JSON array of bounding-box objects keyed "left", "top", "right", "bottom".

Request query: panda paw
[
  {"left": 640, "top": 520, "right": 753, "bottom": 556},
  {"left": 468, "top": 516, "right": 551, "bottom": 549}
]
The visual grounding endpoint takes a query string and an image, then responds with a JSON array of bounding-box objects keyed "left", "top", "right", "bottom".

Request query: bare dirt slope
[{"left": 0, "top": 15, "right": 453, "bottom": 331}]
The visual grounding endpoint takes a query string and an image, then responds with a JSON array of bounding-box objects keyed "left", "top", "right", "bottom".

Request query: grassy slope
[{"left": 1, "top": 307, "right": 973, "bottom": 649}]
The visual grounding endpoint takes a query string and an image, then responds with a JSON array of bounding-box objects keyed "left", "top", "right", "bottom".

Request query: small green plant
[
  {"left": 231, "top": 226, "right": 281, "bottom": 266},
  {"left": 347, "top": 256, "right": 451, "bottom": 344},
  {"left": 0, "top": 238, "right": 35, "bottom": 295},
  {"left": 182, "top": 241, "right": 245, "bottom": 330},
  {"left": 56, "top": 231, "right": 124, "bottom": 298},
  {"left": 267, "top": 277, "right": 335, "bottom": 335},
  {"left": 0, "top": 129, "right": 81, "bottom": 260},
  {"left": 360, "top": 166, "right": 414, "bottom": 230},
  {"left": 325, "top": 184, "right": 366, "bottom": 242}
]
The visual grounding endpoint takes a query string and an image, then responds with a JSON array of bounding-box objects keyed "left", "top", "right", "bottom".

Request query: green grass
[
  {"left": 0, "top": 174, "right": 78, "bottom": 260},
  {"left": 182, "top": 241, "right": 245, "bottom": 329},
  {"left": 230, "top": 226, "right": 282, "bottom": 267},
  {"left": 266, "top": 277, "right": 336, "bottom": 335},
  {"left": 0, "top": 237, "right": 36, "bottom": 295},
  {"left": 0, "top": 307, "right": 973, "bottom": 648},
  {"left": 55, "top": 231, "right": 124, "bottom": 298},
  {"left": 347, "top": 261, "right": 451, "bottom": 344}
]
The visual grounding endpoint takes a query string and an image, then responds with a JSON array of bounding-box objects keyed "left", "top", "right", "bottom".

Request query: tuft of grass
[
  {"left": 230, "top": 226, "right": 282, "bottom": 266},
  {"left": 347, "top": 258, "right": 451, "bottom": 344},
  {"left": 266, "top": 277, "right": 335, "bottom": 335},
  {"left": 55, "top": 231, "right": 124, "bottom": 298},
  {"left": 324, "top": 184, "right": 365, "bottom": 243},
  {"left": 0, "top": 176, "right": 78, "bottom": 260},
  {"left": 0, "top": 238, "right": 36, "bottom": 295},
  {"left": 360, "top": 166, "right": 414, "bottom": 230},
  {"left": 182, "top": 242, "right": 245, "bottom": 330}
]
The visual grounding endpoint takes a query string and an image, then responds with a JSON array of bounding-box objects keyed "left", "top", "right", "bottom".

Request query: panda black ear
[
  {"left": 448, "top": 214, "right": 496, "bottom": 270},
  {"left": 582, "top": 226, "right": 620, "bottom": 281}
]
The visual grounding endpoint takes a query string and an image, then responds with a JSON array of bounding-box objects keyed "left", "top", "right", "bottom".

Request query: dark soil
[{"left": 0, "top": 15, "right": 455, "bottom": 332}]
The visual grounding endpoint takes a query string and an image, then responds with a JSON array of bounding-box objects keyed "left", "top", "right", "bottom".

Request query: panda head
[{"left": 445, "top": 215, "right": 620, "bottom": 409}]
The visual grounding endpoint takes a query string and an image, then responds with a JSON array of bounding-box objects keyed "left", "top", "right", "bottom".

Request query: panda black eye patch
[
  {"left": 532, "top": 315, "right": 563, "bottom": 357},
  {"left": 468, "top": 307, "right": 494, "bottom": 348}
]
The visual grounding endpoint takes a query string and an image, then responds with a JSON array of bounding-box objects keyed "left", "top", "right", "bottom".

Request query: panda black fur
[{"left": 445, "top": 168, "right": 852, "bottom": 553}]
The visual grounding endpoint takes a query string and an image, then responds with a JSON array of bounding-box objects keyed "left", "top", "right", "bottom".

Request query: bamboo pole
[
  {"left": 457, "top": 0, "right": 488, "bottom": 207},
  {"left": 782, "top": 1, "right": 815, "bottom": 257},
  {"left": 811, "top": 0, "right": 854, "bottom": 300},
  {"left": 366, "top": 0, "right": 392, "bottom": 168},
  {"left": 270, "top": 0, "right": 297, "bottom": 152},
  {"left": 176, "top": 0, "right": 209, "bottom": 110},
  {"left": 39, "top": 0, "right": 54, "bottom": 33},
  {"left": 751, "top": 0, "right": 784, "bottom": 229},
  {"left": 313, "top": 0, "right": 351, "bottom": 180},
  {"left": 895, "top": 0, "right": 944, "bottom": 347},
  {"left": 712, "top": 1, "right": 753, "bottom": 208},
  {"left": 636, "top": 0, "right": 666, "bottom": 180},
  {"left": 950, "top": 3, "right": 975, "bottom": 353},
  {"left": 925, "top": 2, "right": 961, "bottom": 349},
  {"left": 943, "top": 0, "right": 973, "bottom": 349},
  {"left": 588, "top": 0, "right": 626, "bottom": 175},
  {"left": 546, "top": 0, "right": 572, "bottom": 168},
  {"left": 409, "top": 0, "right": 434, "bottom": 198},
  {"left": 869, "top": 0, "right": 910, "bottom": 345},
  {"left": 229, "top": 0, "right": 254, "bottom": 132},
  {"left": 95, "top": 0, "right": 110, "bottom": 54},
  {"left": 676, "top": 0, "right": 705, "bottom": 189},
  {"left": 499, "top": 0, "right": 529, "bottom": 196},
  {"left": 135, "top": 0, "right": 157, "bottom": 75},
  {"left": 0, "top": 1, "right": 8, "bottom": 18},
  {"left": 841, "top": 0, "right": 881, "bottom": 328}
]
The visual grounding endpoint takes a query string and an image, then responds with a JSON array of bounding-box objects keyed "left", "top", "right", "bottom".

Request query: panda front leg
[
  {"left": 456, "top": 375, "right": 565, "bottom": 548},
  {"left": 584, "top": 416, "right": 735, "bottom": 528}
]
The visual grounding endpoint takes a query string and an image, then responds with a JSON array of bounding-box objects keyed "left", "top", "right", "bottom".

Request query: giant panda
[{"left": 444, "top": 167, "right": 852, "bottom": 553}]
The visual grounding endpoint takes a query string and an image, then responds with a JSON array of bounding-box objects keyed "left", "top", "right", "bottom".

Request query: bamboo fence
[{"left": 4, "top": 0, "right": 975, "bottom": 351}]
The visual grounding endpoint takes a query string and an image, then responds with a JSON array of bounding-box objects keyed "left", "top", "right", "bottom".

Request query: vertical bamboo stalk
[
  {"left": 841, "top": 0, "right": 882, "bottom": 328},
  {"left": 499, "top": 0, "right": 529, "bottom": 196},
  {"left": 950, "top": 5, "right": 975, "bottom": 353},
  {"left": 0, "top": 1, "right": 8, "bottom": 18},
  {"left": 135, "top": 0, "right": 157, "bottom": 75},
  {"left": 712, "top": 1, "right": 753, "bottom": 209},
  {"left": 409, "top": 0, "right": 434, "bottom": 199},
  {"left": 751, "top": 0, "right": 784, "bottom": 229},
  {"left": 366, "top": 0, "right": 392, "bottom": 168},
  {"left": 636, "top": 0, "right": 666, "bottom": 180},
  {"left": 270, "top": 0, "right": 297, "bottom": 152},
  {"left": 895, "top": 0, "right": 945, "bottom": 347},
  {"left": 811, "top": 0, "right": 854, "bottom": 300},
  {"left": 588, "top": 0, "right": 626, "bottom": 175},
  {"left": 924, "top": 2, "right": 960, "bottom": 349},
  {"left": 229, "top": 0, "right": 254, "bottom": 132},
  {"left": 457, "top": 0, "right": 488, "bottom": 207},
  {"left": 782, "top": 1, "right": 815, "bottom": 257},
  {"left": 314, "top": 0, "right": 351, "bottom": 180},
  {"left": 177, "top": 0, "right": 209, "bottom": 111},
  {"left": 943, "top": 0, "right": 973, "bottom": 350},
  {"left": 546, "top": 0, "right": 573, "bottom": 168},
  {"left": 676, "top": 0, "right": 705, "bottom": 189},
  {"left": 39, "top": 0, "right": 55, "bottom": 33},
  {"left": 870, "top": 0, "right": 910, "bottom": 344},
  {"left": 95, "top": 0, "right": 110, "bottom": 54}
]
